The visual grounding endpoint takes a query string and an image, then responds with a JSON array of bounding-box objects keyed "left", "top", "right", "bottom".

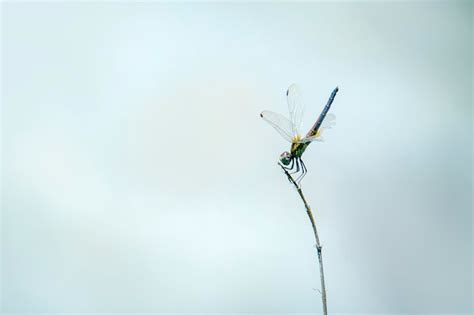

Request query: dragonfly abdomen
[{"left": 306, "top": 86, "right": 339, "bottom": 138}]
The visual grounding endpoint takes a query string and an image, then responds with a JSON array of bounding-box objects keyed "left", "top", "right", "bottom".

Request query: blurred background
[{"left": 1, "top": 1, "right": 472, "bottom": 313}]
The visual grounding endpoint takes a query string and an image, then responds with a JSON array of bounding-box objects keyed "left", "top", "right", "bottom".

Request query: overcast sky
[{"left": 2, "top": 1, "right": 472, "bottom": 313}]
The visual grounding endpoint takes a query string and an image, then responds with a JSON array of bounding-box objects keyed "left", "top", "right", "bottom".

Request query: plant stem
[{"left": 281, "top": 165, "right": 328, "bottom": 315}]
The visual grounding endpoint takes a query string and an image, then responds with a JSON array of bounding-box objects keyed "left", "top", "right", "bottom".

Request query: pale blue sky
[{"left": 1, "top": 1, "right": 472, "bottom": 313}]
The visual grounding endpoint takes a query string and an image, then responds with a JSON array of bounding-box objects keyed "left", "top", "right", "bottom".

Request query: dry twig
[{"left": 281, "top": 165, "right": 328, "bottom": 315}]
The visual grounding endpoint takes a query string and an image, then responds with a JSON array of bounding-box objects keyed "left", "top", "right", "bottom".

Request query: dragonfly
[{"left": 260, "top": 84, "right": 339, "bottom": 185}]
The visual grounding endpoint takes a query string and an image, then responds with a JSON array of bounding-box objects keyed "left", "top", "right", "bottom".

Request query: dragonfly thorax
[{"left": 292, "top": 134, "right": 302, "bottom": 143}]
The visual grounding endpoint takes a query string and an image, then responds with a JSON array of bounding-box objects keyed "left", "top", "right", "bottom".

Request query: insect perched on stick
[{"left": 260, "top": 84, "right": 339, "bottom": 186}]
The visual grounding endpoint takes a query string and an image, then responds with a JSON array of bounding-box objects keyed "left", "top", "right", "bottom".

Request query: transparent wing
[
  {"left": 260, "top": 110, "right": 293, "bottom": 143},
  {"left": 297, "top": 135, "right": 324, "bottom": 144},
  {"left": 321, "top": 113, "right": 336, "bottom": 129},
  {"left": 286, "top": 84, "right": 304, "bottom": 137},
  {"left": 298, "top": 114, "right": 336, "bottom": 144}
]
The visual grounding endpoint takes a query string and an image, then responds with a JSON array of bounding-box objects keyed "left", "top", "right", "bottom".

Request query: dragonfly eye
[{"left": 279, "top": 151, "right": 291, "bottom": 166}]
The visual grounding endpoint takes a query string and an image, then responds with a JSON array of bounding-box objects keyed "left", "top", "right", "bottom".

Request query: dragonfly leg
[
  {"left": 289, "top": 158, "right": 300, "bottom": 175},
  {"left": 280, "top": 157, "right": 295, "bottom": 171},
  {"left": 280, "top": 158, "right": 296, "bottom": 183},
  {"left": 295, "top": 158, "right": 307, "bottom": 185}
]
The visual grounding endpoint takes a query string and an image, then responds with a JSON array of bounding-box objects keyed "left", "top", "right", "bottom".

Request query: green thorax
[{"left": 291, "top": 142, "right": 309, "bottom": 158}]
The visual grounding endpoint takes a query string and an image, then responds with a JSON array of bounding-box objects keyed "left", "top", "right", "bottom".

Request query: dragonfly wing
[
  {"left": 297, "top": 135, "right": 324, "bottom": 144},
  {"left": 306, "top": 112, "right": 337, "bottom": 139},
  {"left": 260, "top": 110, "right": 293, "bottom": 143},
  {"left": 321, "top": 113, "right": 336, "bottom": 129},
  {"left": 286, "top": 84, "right": 304, "bottom": 137},
  {"left": 297, "top": 114, "right": 335, "bottom": 144}
]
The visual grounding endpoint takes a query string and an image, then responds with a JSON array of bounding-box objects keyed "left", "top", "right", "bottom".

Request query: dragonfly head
[{"left": 279, "top": 151, "right": 292, "bottom": 166}]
